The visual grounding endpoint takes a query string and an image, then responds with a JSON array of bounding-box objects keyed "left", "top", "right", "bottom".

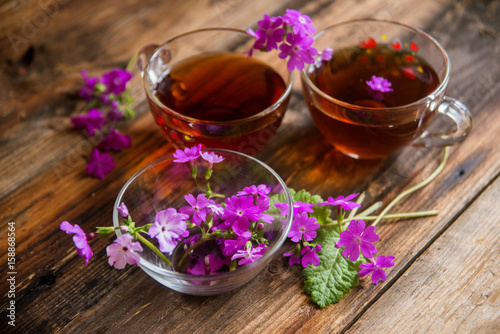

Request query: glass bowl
[{"left": 113, "top": 149, "right": 293, "bottom": 295}]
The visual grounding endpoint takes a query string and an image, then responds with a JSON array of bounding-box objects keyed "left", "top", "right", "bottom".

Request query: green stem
[
  {"left": 357, "top": 210, "right": 439, "bottom": 221},
  {"left": 135, "top": 233, "right": 171, "bottom": 267},
  {"left": 321, "top": 210, "right": 440, "bottom": 229},
  {"left": 347, "top": 192, "right": 365, "bottom": 220},
  {"left": 371, "top": 147, "right": 449, "bottom": 227}
]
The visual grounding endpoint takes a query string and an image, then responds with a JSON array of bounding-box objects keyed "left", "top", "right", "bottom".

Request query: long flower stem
[
  {"left": 321, "top": 210, "right": 439, "bottom": 229},
  {"left": 357, "top": 210, "right": 439, "bottom": 221},
  {"left": 135, "top": 233, "right": 171, "bottom": 267},
  {"left": 371, "top": 146, "right": 449, "bottom": 227}
]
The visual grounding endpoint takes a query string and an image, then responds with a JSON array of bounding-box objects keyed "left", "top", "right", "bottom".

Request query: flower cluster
[
  {"left": 71, "top": 68, "right": 135, "bottom": 179},
  {"left": 60, "top": 146, "right": 284, "bottom": 276},
  {"left": 279, "top": 192, "right": 395, "bottom": 285},
  {"left": 247, "top": 9, "right": 333, "bottom": 71}
]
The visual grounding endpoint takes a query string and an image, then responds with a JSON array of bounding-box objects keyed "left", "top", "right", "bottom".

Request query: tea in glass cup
[
  {"left": 138, "top": 28, "right": 292, "bottom": 156},
  {"left": 301, "top": 19, "right": 472, "bottom": 159}
]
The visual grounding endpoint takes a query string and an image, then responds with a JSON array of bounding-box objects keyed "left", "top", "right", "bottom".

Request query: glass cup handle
[
  {"left": 412, "top": 97, "right": 472, "bottom": 148},
  {"left": 136, "top": 44, "right": 160, "bottom": 76}
]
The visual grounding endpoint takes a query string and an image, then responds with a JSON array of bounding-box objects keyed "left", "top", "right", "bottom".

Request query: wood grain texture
[
  {"left": 0, "top": 0, "right": 499, "bottom": 333},
  {"left": 347, "top": 176, "right": 500, "bottom": 334}
]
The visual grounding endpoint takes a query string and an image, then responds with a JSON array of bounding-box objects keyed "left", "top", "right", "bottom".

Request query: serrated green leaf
[{"left": 303, "top": 226, "right": 363, "bottom": 308}]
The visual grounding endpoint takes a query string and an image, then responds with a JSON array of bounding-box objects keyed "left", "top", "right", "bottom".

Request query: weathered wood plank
[
  {"left": 346, "top": 176, "right": 500, "bottom": 334},
  {"left": 0, "top": 0, "right": 499, "bottom": 333}
]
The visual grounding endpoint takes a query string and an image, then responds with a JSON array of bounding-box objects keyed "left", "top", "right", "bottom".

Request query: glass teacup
[
  {"left": 300, "top": 19, "right": 472, "bottom": 159},
  {"left": 138, "top": 28, "right": 293, "bottom": 156}
]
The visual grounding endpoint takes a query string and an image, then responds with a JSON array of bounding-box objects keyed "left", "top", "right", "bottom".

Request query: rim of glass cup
[
  {"left": 144, "top": 27, "right": 294, "bottom": 125},
  {"left": 113, "top": 148, "right": 293, "bottom": 282},
  {"left": 300, "top": 19, "right": 450, "bottom": 112}
]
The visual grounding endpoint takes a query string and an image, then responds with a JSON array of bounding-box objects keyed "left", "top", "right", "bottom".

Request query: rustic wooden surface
[{"left": 1, "top": 0, "right": 499, "bottom": 333}]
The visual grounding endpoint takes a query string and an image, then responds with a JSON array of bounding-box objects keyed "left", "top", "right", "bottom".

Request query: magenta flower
[
  {"left": 236, "top": 184, "right": 271, "bottom": 198},
  {"left": 279, "top": 33, "right": 318, "bottom": 71},
  {"left": 187, "top": 254, "right": 225, "bottom": 275},
  {"left": 288, "top": 212, "right": 320, "bottom": 242},
  {"left": 85, "top": 149, "right": 116, "bottom": 179},
  {"left": 100, "top": 69, "right": 133, "bottom": 95},
  {"left": 366, "top": 75, "right": 393, "bottom": 93},
  {"left": 256, "top": 196, "right": 274, "bottom": 224},
  {"left": 274, "top": 201, "right": 314, "bottom": 217},
  {"left": 200, "top": 151, "right": 224, "bottom": 169},
  {"left": 106, "top": 104, "right": 124, "bottom": 122},
  {"left": 231, "top": 244, "right": 266, "bottom": 266},
  {"left": 79, "top": 70, "right": 98, "bottom": 100},
  {"left": 60, "top": 221, "right": 94, "bottom": 265},
  {"left": 318, "top": 193, "right": 361, "bottom": 211},
  {"left": 335, "top": 220, "right": 379, "bottom": 262},
  {"left": 301, "top": 245, "right": 322, "bottom": 267},
  {"left": 173, "top": 144, "right": 202, "bottom": 163},
  {"left": 321, "top": 48, "right": 333, "bottom": 61},
  {"left": 98, "top": 129, "right": 132, "bottom": 152},
  {"left": 255, "top": 14, "right": 286, "bottom": 51},
  {"left": 106, "top": 234, "right": 143, "bottom": 269},
  {"left": 221, "top": 236, "right": 249, "bottom": 257},
  {"left": 283, "top": 9, "right": 316, "bottom": 37},
  {"left": 358, "top": 255, "right": 395, "bottom": 284},
  {"left": 117, "top": 202, "right": 129, "bottom": 218},
  {"left": 148, "top": 208, "right": 189, "bottom": 254},
  {"left": 70, "top": 108, "right": 106, "bottom": 137},
  {"left": 179, "top": 193, "right": 209, "bottom": 226},
  {"left": 283, "top": 252, "right": 301, "bottom": 266},
  {"left": 222, "top": 196, "right": 260, "bottom": 237}
]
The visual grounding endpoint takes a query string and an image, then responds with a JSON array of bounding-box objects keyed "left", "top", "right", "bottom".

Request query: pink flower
[
  {"left": 200, "top": 151, "right": 224, "bottom": 169},
  {"left": 173, "top": 144, "right": 202, "bottom": 163},
  {"left": 236, "top": 184, "right": 271, "bottom": 198},
  {"left": 117, "top": 202, "right": 129, "bottom": 218},
  {"left": 148, "top": 208, "right": 189, "bottom": 254},
  {"left": 100, "top": 69, "right": 133, "bottom": 95},
  {"left": 336, "top": 220, "right": 379, "bottom": 262},
  {"left": 301, "top": 245, "right": 322, "bottom": 267},
  {"left": 179, "top": 194, "right": 209, "bottom": 226},
  {"left": 106, "top": 234, "right": 143, "bottom": 269},
  {"left": 279, "top": 33, "right": 318, "bottom": 71},
  {"left": 60, "top": 221, "right": 93, "bottom": 265},
  {"left": 70, "top": 108, "right": 106, "bottom": 137},
  {"left": 284, "top": 252, "right": 301, "bottom": 266},
  {"left": 255, "top": 14, "right": 286, "bottom": 51},
  {"left": 283, "top": 9, "right": 316, "bottom": 37},
  {"left": 256, "top": 196, "right": 274, "bottom": 224},
  {"left": 187, "top": 254, "right": 225, "bottom": 275},
  {"left": 321, "top": 48, "right": 333, "bottom": 61},
  {"left": 317, "top": 193, "right": 361, "bottom": 211},
  {"left": 288, "top": 212, "right": 320, "bottom": 242},
  {"left": 85, "top": 149, "right": 116, "bottom": 179},
  {"left": 98, "top": 129, "right": 132, "bottom": 152},
  {"left": 222, "top": 196, "right": 260, "bottom": 237},
  {"left": 274, "top": 201, "right": 314, "bottom": 217},
  {"left": 221, "top": 236, "right": 249, "bottom": 257},
  {"left": 358, "top": 255, "right": 395, "bottom": 284},
  {"left": 79, "top": 70, "right": 98, "bottom": 100},
  {"left": 366, "top": 75, "right": 393, "bottom": 93},
  {"left": 231, "top": 244, "right": 266, "bottom": 266}
]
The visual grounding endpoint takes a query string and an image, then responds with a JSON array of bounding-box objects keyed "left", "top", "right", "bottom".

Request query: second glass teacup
[
  {"left": 301, "top": 19, "right": 472, "bottom": 159},
  {"left": 138, "top": 28, "right": 293, "bottom": 156}
]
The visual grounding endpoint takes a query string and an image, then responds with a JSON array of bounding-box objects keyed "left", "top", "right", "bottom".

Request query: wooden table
[{"left": 1, "top": 0, "right": 499, "bottom": 332}]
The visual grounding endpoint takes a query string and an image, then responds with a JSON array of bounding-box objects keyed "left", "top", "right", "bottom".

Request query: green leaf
[
  {"left": 291, "top": 189, "right": 333, "bottom": 226},
  {"left": 303, "top": 226, "right": 363, "bottom": 308}
]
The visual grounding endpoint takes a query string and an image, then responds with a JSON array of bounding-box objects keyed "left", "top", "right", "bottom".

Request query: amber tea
[
  {"left": 303, "top": 43, "right": 440, "bottom": 158},
  {"left": 148, "top": 52, "right": 289, "bottom": 154}
]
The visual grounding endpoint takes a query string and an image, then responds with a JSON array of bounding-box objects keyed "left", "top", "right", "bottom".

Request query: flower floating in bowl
[{"left": 62, "top": 146, "right": 293, "bottom": 295}]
